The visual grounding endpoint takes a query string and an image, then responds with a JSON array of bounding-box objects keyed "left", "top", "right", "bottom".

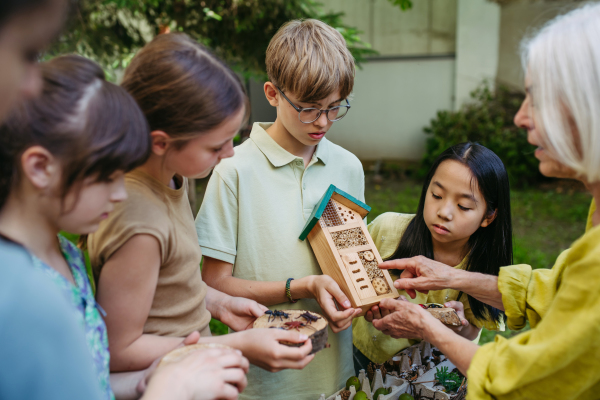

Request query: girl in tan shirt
[{"left": 88, "top": 33, "right": 314, "bottom": 374}]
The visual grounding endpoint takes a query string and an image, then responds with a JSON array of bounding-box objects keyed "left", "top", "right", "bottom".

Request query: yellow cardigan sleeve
[
  {"left": 467, "top": 225, "right": 600, "bottom": 400},
  {"left": 498, "top": 199, "right": 595, "bottom": 331}
]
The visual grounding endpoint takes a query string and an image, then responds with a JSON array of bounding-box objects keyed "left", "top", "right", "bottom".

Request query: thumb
[
  {"left": 274, "top": 329, "right": 309, "bottom": 344},
  {"left": 327, "top": 283, "right": 352, "bottom": 309},
  {"left": 251, "top": 301, "right": 269, "bottom": 318},
  {"left": 182, "top": 331, "right": 201, "bottom": 346}
]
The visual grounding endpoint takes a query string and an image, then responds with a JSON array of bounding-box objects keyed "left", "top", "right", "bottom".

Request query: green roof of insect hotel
[{"left": 299, "top": 184, "right": 371, "bottom": 241}]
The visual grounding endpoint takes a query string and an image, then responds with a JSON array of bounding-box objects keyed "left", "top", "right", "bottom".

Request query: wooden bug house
[{"left": 300, "top": 185, "right": 399, "bottom": 315}]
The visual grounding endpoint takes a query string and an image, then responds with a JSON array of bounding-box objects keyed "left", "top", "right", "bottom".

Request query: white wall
[
  {"left": 325, "top": 57, "right": 455, "bottom": 161},
  {"left": 454, "top": 0, "right": 500, "bottom": 109}
]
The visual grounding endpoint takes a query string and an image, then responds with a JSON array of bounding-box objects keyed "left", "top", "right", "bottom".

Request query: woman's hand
[
  {"left": 297, "top": 275, "right": 362, "bottom": 332},
  {"left": 364, "top": 295, "right": 408, "bottom": 322},
  {"left": 141, "top": 348, "right": 249, "bottom": 400},
  {"left": 378, "top": 256, "right": 456, "bottom": 299},
  {"left": 219, "top": 296, "right": 269, "bottom": 332},
  {"left": 371, "top": 298, "right": 438, "bottom": 340},
  {"left": 233, "top": 328, "right": 314, "bottom": 372}
]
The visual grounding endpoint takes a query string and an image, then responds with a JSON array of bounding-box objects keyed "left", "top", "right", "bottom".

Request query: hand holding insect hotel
[{"left": 299, "top": 185, "right": 399, "bottom": 315}]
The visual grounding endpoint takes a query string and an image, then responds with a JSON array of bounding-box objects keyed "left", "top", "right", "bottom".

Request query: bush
[{"left": 421, "top": 84, "right": 544, "bottom": 187}]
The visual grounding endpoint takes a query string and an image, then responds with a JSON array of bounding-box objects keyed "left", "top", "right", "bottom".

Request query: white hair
[{"left": 521, "top": 3, "right": 600, "bottom": 182}]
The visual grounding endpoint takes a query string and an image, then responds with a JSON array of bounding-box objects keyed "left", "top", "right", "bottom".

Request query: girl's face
[
  {"left": 0, "top": 0, "right": 65, "bottom": 122},
  {"left": 166, "top": 106, "right": 244, "bottom": 179},
  {"left": 423, "top": 160, "right": 495, "bottom": 247},
  {"left": 58, "top": 171, "right": 128, "bottom": 234},
  {"left": 514, "top": 75, "right": 577, "bottom": 180}
]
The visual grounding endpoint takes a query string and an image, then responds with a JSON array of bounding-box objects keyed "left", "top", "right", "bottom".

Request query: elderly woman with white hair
[{"left": 369, "top": 4, "right": 600, "bottom": 399}]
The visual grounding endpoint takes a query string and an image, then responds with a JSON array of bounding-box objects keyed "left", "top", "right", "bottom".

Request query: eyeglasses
[{"left": 276, "top": 86, "right": 351, "bottom": 124}]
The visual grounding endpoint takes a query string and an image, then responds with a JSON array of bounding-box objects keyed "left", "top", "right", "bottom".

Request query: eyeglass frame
[{"left": 275, "top": 86, "right": 351, "bottom": 124}]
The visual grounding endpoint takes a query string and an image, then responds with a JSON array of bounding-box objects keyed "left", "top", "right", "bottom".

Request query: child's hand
[
  {"left": 443, "top": 301, "right": 470, "bottom": 333},
  {"left": 219, "top": 296, "right": 269, "bottom": 332},
  {"left": 141, "top": 347, "right": 249, "bottom": 400},
  {"left": 235, "top": 328, "right": 314, "bottom": 372},
  {"left": 364, "top": 295, "right": 407, "bottom": 322},
  {"left": 304, "top": 275, "right": 362, "bottom": 332}
]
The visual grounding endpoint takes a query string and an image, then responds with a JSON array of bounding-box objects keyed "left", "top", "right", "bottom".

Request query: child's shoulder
[{"left": 368, "top": 213, "right": 415, "bottom": 257}]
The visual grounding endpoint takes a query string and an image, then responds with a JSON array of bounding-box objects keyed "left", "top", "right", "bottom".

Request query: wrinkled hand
[
  {"left": 308, "top": 275, "right": 362, "bottom": 333},
  {"left": 220, "top": 296, "right": 269, "bottom": 332},
  {"left": 378, "top": 256, "right": 455, "bottom": 299},
  {"left": 444, "top": 301, "right": 470, "bottom": 333},
  {"left": 364, "top": 296, "right": 409, "bottom": 322},
  {"left": 371, "top": 298, "right": 440, "bottom": 340},
  {"left": 237, "top": 328, "right": 314, "bottom": 372},
  {"left": 143, "top": 347, "right": 249, "bottom": 400}
]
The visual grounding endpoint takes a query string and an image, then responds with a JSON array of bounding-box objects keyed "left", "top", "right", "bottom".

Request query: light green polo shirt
[{"left": 196, "top": 122, "right": 365, "bottom": 400}]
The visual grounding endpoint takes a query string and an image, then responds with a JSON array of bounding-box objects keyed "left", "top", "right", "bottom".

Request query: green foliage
[
  {"left": 50, "top": 0, "right": 398, "bottom": 79},
  {"left": 434, "top": 366, "right": 462, "bottom": 392},
  {"left": 388, "top": 0, "right": 413, "bottom": 10},
  {"left": 421, "top": 84, "right": 543, "bottom": 187}
]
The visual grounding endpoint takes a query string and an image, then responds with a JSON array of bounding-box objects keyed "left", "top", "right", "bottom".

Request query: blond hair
[
  {"left": 522, "top": 3, "right": 600, "bottom": 182},
  {"left": 266, "top": 19, "right": 355, "bottom": 102}
]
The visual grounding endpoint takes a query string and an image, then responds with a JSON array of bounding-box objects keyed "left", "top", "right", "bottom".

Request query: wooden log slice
[
  {"left": 427, "top": 307, "right": 461, "bottom": 326},
  {"left": 253, "top": 309, "right": 328, "bottom": 355},
  {"left": 159, "top": 343, "right": 234, "bottom": 367}
]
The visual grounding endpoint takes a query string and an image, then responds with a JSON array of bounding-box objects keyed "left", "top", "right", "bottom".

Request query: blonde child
[
  {"left": 197, "top": 19, "right": 364, "bottom": 400},
  {"left": 353, "top": 142, "right": 507, "bottom": 369},
  {"left": 88, "top": 33, "right": 314, "bottom": 374}
]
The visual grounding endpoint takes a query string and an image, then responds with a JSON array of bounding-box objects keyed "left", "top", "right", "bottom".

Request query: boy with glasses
[{"left": 196, "top": 19, "right": 364, "bottom": 400}]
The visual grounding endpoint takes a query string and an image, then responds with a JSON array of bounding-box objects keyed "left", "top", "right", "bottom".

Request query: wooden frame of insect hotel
[{"left": 300, "top": 185, "right": 399, "bottom": 315}]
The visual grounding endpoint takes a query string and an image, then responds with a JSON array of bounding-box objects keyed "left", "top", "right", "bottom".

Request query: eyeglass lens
[{"left": 299, "top": 105, "right": 349, "bottom": 123}]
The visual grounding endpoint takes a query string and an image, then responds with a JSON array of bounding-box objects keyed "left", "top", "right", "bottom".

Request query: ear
[
  {"left": 480, "top": 209, "right": 498, "bottom": 228},
  {"left": 264, "top": 82, "right": 279, "bottom": 107},
  {"left": 150, "top": 130, "right": 172, "bottom": 156},
  {"left": 20, "top": 146, "right": 59, "bottom": 190}
]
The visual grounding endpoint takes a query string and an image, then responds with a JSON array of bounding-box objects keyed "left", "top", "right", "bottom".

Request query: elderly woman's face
[{"left": 514, "top": 76, "right": 578, "bottom": 180}]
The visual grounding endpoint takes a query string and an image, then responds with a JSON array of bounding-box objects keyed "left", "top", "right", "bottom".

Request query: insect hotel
[{"left": 300, "top": 185, "right": 399, "bottom": 315}]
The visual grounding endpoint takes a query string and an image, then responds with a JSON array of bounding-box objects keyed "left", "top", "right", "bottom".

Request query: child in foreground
[
  {"left": 353, "top": 142, "right": 508, "bottom": 370},
  {"left": 196, "top": 19, "right": 364, "bottom": 400},
  {"left": 0, "top": 54, "right": 249, "bottom": 399},
  {"left": 88, "top": 33, "right": 313, "bottom": 375}
]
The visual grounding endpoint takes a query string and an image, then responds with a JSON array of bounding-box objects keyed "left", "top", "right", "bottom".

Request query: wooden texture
[
  {"left": 427, "top": 308, "right": 462, "bottom": 326},
  {"left": 253, "top": 310, "right": 328, "bottom": 354},
  {"left": 342, "top": 253, "right": 377, "bottom": 299},
  {"left": 159, "top": 343, "right": 234, "bottom": 367},
  {"left": 306, "top": 197, "right": 399, "bottom": 316}
]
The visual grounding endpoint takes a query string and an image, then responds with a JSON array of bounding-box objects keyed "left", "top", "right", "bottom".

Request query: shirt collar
[{"left": 250, "top": 122, "right": 329, "bottom": 167}]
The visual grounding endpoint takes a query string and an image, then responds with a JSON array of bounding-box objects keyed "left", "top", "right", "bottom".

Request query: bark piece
[
  {"left": 427, "top": 307, "right": 462, "bottom": 326},
  {"left": 253, "top": 309, "right": 328, "bottom": 354}
]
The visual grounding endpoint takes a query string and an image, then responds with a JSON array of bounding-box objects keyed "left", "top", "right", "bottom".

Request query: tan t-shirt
[{"left": 89, "top": 169, "right": 211, "bottom": 337}]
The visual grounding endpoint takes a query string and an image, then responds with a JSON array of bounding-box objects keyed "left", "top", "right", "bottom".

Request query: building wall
[
  {"left": 496, "top": 0, "right": 584, "bottom": 89},
  {"left": 325, "top": 57, "right": 455, "bottom": 161}
]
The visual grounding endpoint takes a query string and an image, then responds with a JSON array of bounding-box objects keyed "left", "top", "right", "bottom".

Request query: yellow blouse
[
  {"left": 352, "top": 213, "right": 503, "bottom": 364},
  {"left": 468, "top": 200, "right": 600, "bottom": 399}
]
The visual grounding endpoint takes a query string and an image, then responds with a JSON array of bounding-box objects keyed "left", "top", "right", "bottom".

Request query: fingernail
[
  {"left": 343, "top": 301, "right": 351, "bottom": 308},
  {"left": 444, "top": 303, "right": 450, "bottom": 307},
  {"left": 299, "top": 334, "right": 308, "bottom": 341}
]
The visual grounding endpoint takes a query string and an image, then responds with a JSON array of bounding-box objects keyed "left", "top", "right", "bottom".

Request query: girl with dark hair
[
  {"left": 0, "top": 54, "right": 150, "bottom": 399},
  {"left": 88, "top": 33, "right": 314, "bottom": 376},
  {"left": 353, "top": 142, "right": 509, "bottom": 367},
  {"left": 0, "top": 55, "right": 251, "bottom": 400}
]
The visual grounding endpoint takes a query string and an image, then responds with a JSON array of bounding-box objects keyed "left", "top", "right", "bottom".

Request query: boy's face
[{"left": 267, "top": 83, "right": 345, "bottom": 147}]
